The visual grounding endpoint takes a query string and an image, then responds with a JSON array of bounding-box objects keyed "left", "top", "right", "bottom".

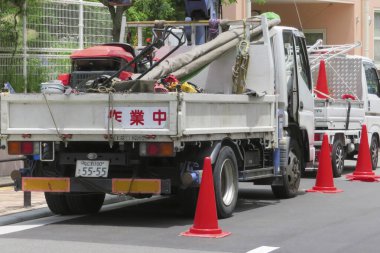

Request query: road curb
[
  {"left": 0, "top": 207, "right": 52, "bottom": 226},
  {"left": 0, "top": 194, "right": 133, "bottom": 226},
  {"left": 0, "top": 183, "right": 13, "bottom": 188}
]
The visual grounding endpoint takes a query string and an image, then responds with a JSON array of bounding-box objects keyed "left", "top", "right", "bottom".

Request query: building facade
[{"left": 223, "top": 0, "right": 380, "bottom": 66}]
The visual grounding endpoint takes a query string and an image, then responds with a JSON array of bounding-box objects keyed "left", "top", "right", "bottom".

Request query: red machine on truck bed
[{"left": 58, "top": 43, "right": 136, "bottom": 89}]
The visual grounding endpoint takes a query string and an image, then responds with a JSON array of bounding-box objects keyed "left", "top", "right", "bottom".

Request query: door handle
[{"left": 300, "top": 101, "right": 304, "bottom": 111}]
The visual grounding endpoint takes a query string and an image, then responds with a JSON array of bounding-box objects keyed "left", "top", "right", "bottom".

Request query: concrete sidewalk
[
  {"left": 0, "top": 176, "right": 14, "bottom": 187},
  {"left": 0, "top": 177, "right": 48, "bottom": 218}
]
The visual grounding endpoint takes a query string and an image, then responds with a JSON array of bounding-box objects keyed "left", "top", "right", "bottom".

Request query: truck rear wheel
[
  {"left": 45, "top": 193, "right": 71, "bottom": 215},
  {"left": 370, "top": 135, "right": 379, "bottom": 170},
  {"left": 271, "top": 140, "right": 301, "bottom": 198},
  {"left": 332, "top": 139, "right": 345, "bottom": 177},
  {"left": 213, "top": 146, "right": 238, "bottom": 219},
  {"left": 65, "top": 193, "right": 105, "bottom": 214},
  {"left": 35, "top": 161, "right": 72, "bottom": 215}
]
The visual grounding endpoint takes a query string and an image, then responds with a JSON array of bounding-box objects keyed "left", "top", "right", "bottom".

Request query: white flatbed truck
[
  {"left": 308, "top": 44, "right": 379, "bottom": 176},
  {"left": 1, "top": 17, "right": 315, "bottom": 218}
]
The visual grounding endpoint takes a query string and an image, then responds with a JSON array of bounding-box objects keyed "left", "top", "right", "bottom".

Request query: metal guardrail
[
  {"left": 121, "top": 19, "right": 214, "bottom": 48},
  {"left": 0, "top": 156, "right": 31, "bottom": 207}
]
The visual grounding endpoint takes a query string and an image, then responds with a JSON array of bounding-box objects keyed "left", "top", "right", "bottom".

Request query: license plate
[{"left": 75, "top": 160, "right": 109, "bottom": 177}]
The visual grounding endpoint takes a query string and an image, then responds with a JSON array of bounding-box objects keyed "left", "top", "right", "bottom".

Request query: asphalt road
[{"left": 1, "top": 163, "right": 380, "bottom": 253}]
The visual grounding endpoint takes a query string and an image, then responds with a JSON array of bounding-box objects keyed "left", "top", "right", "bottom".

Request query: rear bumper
[{"left": 21, "top": 177, "right": 171, "bottom": 195}]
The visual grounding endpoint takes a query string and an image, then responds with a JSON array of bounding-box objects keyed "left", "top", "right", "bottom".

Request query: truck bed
[
  {"left": 314, "top": 99, "right": 365, "bottom": 130},
  {"left": 0, "top": 93, "right": 276, "bottom": 143}
]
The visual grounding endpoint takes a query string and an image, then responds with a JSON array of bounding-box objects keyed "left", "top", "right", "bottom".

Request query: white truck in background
[
  {"left": 362, "top": 57, "right": 380, "bottom": 170},
  {"left": 308, "top": 43, "right": 380, "bottom": 176},
  {"left": 1, "top": 17, "right": 315, "bottom": 218}
]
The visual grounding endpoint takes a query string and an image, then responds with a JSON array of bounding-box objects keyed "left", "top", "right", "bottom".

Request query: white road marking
[
  {"left": 0, "top": 215, "right": 83, "bottom": 235},
  {"left": 0, "top": 195, "right": 167, "bottom": 235},
  {"left": 246, "top": 246, "right": 279, "bottom": 253}
]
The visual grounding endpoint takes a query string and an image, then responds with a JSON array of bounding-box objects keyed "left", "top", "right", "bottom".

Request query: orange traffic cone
[
  {"left": 315, "top": 60, "right": 330, "bottom": 99},
  {"left": 307, "top": 134, "right": 343, "bottom": 193},
  {"left": 180, "top": 157, "right": 231, "bottom": 238},
  {"left": 346, "top": 124, "right": 380, "bottom": 182}
]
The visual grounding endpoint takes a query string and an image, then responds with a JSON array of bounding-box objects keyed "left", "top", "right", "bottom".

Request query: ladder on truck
[
  {"left": 308, "top": 39, "right": 361, "bottom": 72},
  {"left": 307, "top": 40, "right": 362, "bottom": 99}
]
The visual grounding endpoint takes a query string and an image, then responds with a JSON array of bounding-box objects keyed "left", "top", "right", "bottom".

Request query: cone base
[
  {"left": 306, "top": 186, "right": 343, "bottom": 193},
  {"left": 346, "top": 174, "right": 380, "bottom": 182},
  {"left": 180, "top": 227, "right": 231, "bottom": 238}
]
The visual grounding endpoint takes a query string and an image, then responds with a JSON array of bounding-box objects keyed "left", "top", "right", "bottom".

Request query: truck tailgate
[
  {"left": 179, "top": 93, "right": 276, "bottom": 138},
  {"left": 1, "top": 93, "right": 276, "bottom": 142},
  {"left": 314, "top": 99, "right": 365, "bottom": 129},
  {"left": 1, "top": 93, "right": 178, "bottom": 140}
]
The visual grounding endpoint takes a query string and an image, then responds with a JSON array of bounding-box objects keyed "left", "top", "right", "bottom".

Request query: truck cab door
[
  {"left": 364, "top": 63, "right": 380, "bottom": 116},
  {"left": 282, "top": 30, "right": 314, "bottom": 153},
  {"left": 293, "top": 32, "right": 314, "bottom": 143},
  {"left": 364, "top": 62, "right": 380, "bottom": 141},
  {"left": 281, "top": 30, "right": 315, "bottom": 162}
]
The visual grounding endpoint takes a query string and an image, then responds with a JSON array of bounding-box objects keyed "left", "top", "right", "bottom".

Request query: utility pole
[
  {"left": 22, "top": 2, "right": 27, "bottom": 94},
  {"left": 362, "top": 0, "right": 370, "bottom": 57},
  {"left": 246, "top": 0, "right": 251, "bottom": 18}
]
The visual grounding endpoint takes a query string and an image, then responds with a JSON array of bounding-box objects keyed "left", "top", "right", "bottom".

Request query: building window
[
  {"left": 303, "top": 29, "right": 326, "bottom": 46},
  {"left": 374, "top": 11, "right": 380, "bottom": 64}
]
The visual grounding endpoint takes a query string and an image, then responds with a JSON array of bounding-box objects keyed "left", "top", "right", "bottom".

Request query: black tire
[
  {"left": 34, "top": 161, "right": 72, "bottom": 215},
  {"left": 65, "top": 193, "right": 105, "bottom": 214},
  {"left": 271, "top": 140, "right": 301, "bottom": 198},
  {"left": 213, "top": 146, "right": 238, "bottom": 219},
  {"left": 331, "top": 139, "right": 345, "bottom": 178},
  {"left": 370, "top": 135, "right": 379, "bottom": 170},
  {"left": 45, "top": 193, "right": 71, "bottom": 215}
]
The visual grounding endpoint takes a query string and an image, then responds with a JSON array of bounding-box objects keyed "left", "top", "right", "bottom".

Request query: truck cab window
[
  {"left": 365, "top": 64, "right": 380, "bottom": 96},
  {"left": 295, "top": 36, "right": 312, "bottom": 91},
  {"left": 283, "top": 30, "right": 297, "bottom": 121},
  {"left": 283, "top": 31, "right": 295, "bottom": 96}
]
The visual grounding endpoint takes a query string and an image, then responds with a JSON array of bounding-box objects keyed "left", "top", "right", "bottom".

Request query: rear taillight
[
  {"left": 314, "top": 133, "right": 323, "bottom": 142},
  {"left": 58, "top": 73, "right": 71, "bottom": 86},
  {"left": 8, "top": 142, "right": 21, "bottom": 155},
  {"left": 140, "top": 142, "right": 174, "bottom": 157},
  {"left": 8, "top": 141, "right": 40, "bottom": 155},
  {"left": 21, "top": 142, "right": 33, "bottom": 154}
]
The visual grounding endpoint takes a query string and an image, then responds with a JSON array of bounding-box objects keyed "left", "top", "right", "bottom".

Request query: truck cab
[
  {"left": 309, "top": 52, "right": 380, "bottom": 175},
  {"left": 271, "top": 27, "right": 315, "bottom": 169},
  {"left": 2, "top": 17, "right": 315, "bottom": 218},
  {"left": 362, "top": 57, "right": 380, "bottom": 168}
]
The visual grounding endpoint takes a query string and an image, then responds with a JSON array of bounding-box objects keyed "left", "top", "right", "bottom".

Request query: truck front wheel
[
  {"left": 370, "top": 135, "right": 379, "bottom": 170},
  {"left": 332, "top": 139, "right": 345, "bottom": 177},
  {"left": 213, "top": 146, "right": 238, "bottom": 219},
  {"left": 271, "top": 140, "right": 301, "bottom": 198}
]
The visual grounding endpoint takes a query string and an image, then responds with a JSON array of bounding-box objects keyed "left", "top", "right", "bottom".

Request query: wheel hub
[
  {"left": 335, "top": 145, "right": 344, "bottom": 173},
  {"left": 371, "top": 141, "right": 378, "bottom": 167},
  {"left": 220, "top": 159, "right": 236, "bottom": 206},
  {"left": 287, "top": 151, "right": 300, "bottom": 189}
]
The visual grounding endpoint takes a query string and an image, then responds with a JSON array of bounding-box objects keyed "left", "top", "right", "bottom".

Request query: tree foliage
[
  {"left": 222, "top": 0, "right": 266, "bottom": 4},
  {"left": 98, "top": 0, "right": 180, "bottom": 41},
  {"left": 127, "top": 0, "right": 175, "bottom": 21},
  {"left": 0, "top": 0, "right": 42, "bottom": 53},
  {"left": 0, "top": 0, "right": 25, "bottom": 53}
]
